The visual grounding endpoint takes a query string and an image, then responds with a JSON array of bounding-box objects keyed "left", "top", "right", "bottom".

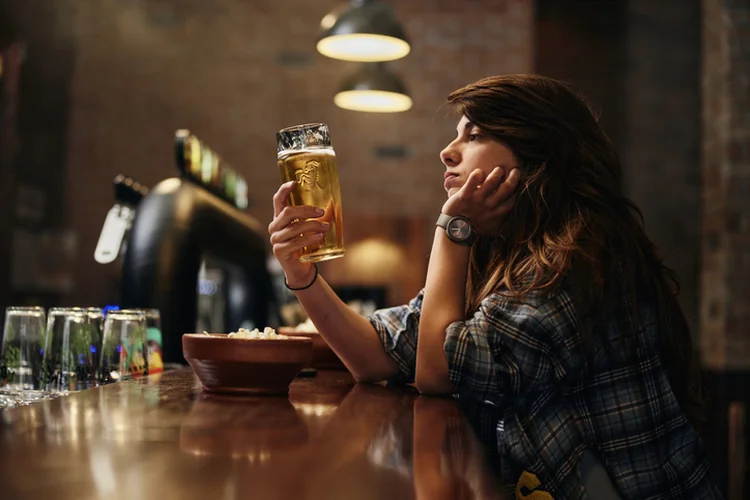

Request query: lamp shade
[
  {"left": 317, "top": 0, "right": 410, "bottom": 62},
  {"left": 334, "top": 63, "right": 412, "bottom": 113}
]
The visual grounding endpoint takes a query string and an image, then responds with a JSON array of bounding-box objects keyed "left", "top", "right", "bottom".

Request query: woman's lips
[{"left": 443, "top": 174, "right": 460, "bottom": 191}]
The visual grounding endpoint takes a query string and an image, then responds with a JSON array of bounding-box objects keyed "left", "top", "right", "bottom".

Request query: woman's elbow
[
  {"left": 335, "top": 350, "right": 400, "bottom": 384},
  {"left": 351, "top": 370, "right": 382, "bottom": 384},
  {"left": 414, "top": 376, "right": 454, "bottom": 395},
  {"left": 349, "top": 363, "right": 399, "bottom": 384}
]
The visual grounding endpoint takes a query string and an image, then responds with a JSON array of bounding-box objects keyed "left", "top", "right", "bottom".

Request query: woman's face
[{"left": 440, "top": 115, "right": 517, "bottom": 198}]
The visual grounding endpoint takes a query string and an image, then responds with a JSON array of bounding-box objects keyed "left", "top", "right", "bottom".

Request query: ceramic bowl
[
  {"left": 182, "top": 333, "right": 314, "bottom": 395},
  {"left": 277, "top": 327, "right": 347, "bottom": 371}
]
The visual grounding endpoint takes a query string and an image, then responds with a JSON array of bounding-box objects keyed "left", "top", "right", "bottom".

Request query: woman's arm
[
  {"left": 290, "top": 274, "right": 399, "bottom": 383},
  {"left": 415, "top": 229, "right": 470, "bottom": 394},
  {"left": 268, "top": 181, "right": 398, "bottom": 383},
  {"left": 415, "top": 167, "right": 519, "bottom": 394}
]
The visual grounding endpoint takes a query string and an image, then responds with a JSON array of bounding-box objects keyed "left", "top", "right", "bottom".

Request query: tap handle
[{"left": 113, "top": 174, "right": 149, "bottom": 206}]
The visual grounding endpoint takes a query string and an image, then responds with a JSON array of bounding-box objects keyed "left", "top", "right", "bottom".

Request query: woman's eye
[{"left": 468, "top": 133, "right": 480, "bottom": 142}]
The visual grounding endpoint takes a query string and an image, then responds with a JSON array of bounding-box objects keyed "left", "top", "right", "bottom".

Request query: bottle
[{"left": 174, "top": 129, "right": 250, "bottom": 210}]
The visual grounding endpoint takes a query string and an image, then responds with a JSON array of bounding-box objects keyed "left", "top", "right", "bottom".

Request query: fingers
[
  {"left": 470, "top": 168, "right": 486, "bottom": 189},
  {"left": 270, "top": 180, "right": 332, "bottom": 264},
  {"left": 272, "top": 181, "right": 295, "bottom": 218},
  {"left": 268, "top": 204, "right": 325, "bottom": 235},
  {"left": 319, "top": 199, "right": 336, "bottom": 225},
  {"left": 273, "top": 233, "right": 325, "bottom": 262},
  {"left": 495, "top": 192, "right": 518, "bottom": 216},
  {"left": 478, "top": 166, "right": 505, "bottom": 196},
  {"left": 487, "top": 168, "right": 520, "bottom": 208},
  {"left": 456, "top": 169, "right": 486, "bottom": 198},
  {"left": 270, "top": 219, "right": 330, "bottom": 245}
]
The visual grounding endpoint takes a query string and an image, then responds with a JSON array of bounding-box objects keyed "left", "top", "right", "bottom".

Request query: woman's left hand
[{"left": 441, "top": 166, "right": 520, "bottom": 236}]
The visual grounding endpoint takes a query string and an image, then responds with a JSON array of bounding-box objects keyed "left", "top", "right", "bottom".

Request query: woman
[{"left": 268, "top": 74, "right": 720, "bottom": 499}]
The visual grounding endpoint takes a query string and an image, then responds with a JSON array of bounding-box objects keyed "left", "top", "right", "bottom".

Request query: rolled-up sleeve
[
  {"left": 368, "top": 290, "right": 424, "bottom": 383},
  {"left": 444, "top": 294, "right": 578, "bottom": 407}
]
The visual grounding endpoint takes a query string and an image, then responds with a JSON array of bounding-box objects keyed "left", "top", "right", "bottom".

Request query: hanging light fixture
[
  {"left": 334, "top": 63, "right": 412, "bottom": 113},
  {"left": 317, "top": 0, "right": 410, "bottom": 62}
]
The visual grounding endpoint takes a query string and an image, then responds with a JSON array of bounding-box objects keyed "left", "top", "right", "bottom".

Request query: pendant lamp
[
  {"left": 334, "top": 63, "right": 412, "bottom": 113},
  {"left": 317, "top": 0, "right": 410, "bottom": 62}
]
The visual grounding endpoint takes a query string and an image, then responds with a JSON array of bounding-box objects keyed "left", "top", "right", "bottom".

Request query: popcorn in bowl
[
  {"left": 225, "top": 327, "right": 291, "bottom": 340},
  {"left": 293, "top": 318, "right": 316, "bottom": 332}
]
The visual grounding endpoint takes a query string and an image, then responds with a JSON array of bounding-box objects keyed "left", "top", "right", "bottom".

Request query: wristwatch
[{"left": 436, "top": 213, "right": 477, "bottom": 246}]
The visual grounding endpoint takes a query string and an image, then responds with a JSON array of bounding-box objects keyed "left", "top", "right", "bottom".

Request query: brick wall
[
  {"left": 0, "top": 1, "right": 76, "bottom": 311},
  {"left": 701, "top": 0, "right": 750, "bottom": 370},
  {"left": 60, "top": 0, "right": 533, "bottom": 306},
  {"left": 536, "top": 0, "right": 702, "bottom": 339},
  {"left": 535, "top": 0, "right": 627, "bottom": 151},
  {"left": 0, "top": 41, "right": 20, "bottom": 314},
  {"left": 623, "top": 0, "right": 702, "bottom": 337}
]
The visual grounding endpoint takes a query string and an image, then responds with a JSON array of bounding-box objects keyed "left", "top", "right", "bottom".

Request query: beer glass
[
  {"left": 99, "top": 309, "right": 148, "bottom": 384},
  {"left": 276, "top": 123, "right": 345, "bottom": 263},
  {"left": 43, "top": 307, "right": 102, "bottom": 393},
  {"left": 0, "top": 306, "right": 46, "bottom": 394},
  {"left": 141, "top": 308, "right": 163, "bottom": 374}
]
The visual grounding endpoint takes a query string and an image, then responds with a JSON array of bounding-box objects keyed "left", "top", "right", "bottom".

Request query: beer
[{"left": 277, "top": 148, "right": 345, "bottom": 262}]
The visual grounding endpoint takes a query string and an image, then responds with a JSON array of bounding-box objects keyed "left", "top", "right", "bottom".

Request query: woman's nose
[{"left": 440, "top": 144, "right": 459, "bottom": 167}]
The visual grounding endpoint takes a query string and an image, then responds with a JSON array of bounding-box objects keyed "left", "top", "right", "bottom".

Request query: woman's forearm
[
  {"left": 415, "top": 229, "right": 471, "bottom": 394},
  {"left": 291, "top": 273, "right": 399, "bottom": 383}
]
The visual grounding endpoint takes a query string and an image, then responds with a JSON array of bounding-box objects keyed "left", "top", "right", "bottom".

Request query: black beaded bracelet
[{"left": 284, "top": 264, "right": 319, "bottom": 291}]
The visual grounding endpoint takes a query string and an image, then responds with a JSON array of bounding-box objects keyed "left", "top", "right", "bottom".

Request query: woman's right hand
[{"left": 268, "top": 181, "right": 329, "bottom": 288}]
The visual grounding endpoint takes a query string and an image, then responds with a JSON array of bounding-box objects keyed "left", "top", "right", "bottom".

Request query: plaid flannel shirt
[{"left": 369, "top": 288, "right": 722, "bottom": 499}]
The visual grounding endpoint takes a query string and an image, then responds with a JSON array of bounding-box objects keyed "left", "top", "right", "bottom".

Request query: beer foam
[{"left": 277, "top": 148, "right": 336, "bottom": 159}]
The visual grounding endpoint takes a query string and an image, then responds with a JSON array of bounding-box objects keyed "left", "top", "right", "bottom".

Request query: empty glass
[
  {"left": 99, "top": 309, "right": 148, "bottom": 384},
  {"left": 84, "top": 307, "right": 105, "bottom": 372},
  {"left": 142, "top": 309, "right": 164, "bottom": 374},
  {"left": 0, "top": 306, "right": 47, "bottom": 406},
  {"left": 43, "top": 307, "right": 103, "bottom": 393}
]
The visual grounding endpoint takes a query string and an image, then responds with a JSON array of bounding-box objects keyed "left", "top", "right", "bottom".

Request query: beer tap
[{"left": 94, "top": 175, "right": 149, "bottom": 265}]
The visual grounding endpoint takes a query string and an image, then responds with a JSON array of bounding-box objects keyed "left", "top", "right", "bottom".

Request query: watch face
[{"left": 448, "top": 218, "right": 471, "bottom": 241}]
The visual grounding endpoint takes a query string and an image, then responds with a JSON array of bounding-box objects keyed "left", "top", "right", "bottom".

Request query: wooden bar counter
[{"left": 0, "top": 369, "right": 505, "bottom": 499}]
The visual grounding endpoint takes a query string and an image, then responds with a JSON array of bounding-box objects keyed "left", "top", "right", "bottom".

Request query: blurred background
[{"left": 0, "top": 0, "right": 747, "bottom": 494}]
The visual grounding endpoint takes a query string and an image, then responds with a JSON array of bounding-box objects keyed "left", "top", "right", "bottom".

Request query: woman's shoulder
[
  {"left": 482, "top": 284, "right": 574, "bottom": 317},
  {"left": 478, "top": 286, "right": 578, "bottom": 339},
  {"left": 476, "top": 287, "right": 584, "bottom": 374}
]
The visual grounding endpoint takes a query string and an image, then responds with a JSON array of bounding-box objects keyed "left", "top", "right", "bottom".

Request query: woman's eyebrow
[{"left": 456, "top": 121, "right": 475, "bottom": 135}]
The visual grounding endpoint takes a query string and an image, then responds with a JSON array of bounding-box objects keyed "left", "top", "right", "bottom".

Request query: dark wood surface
[{"left": 0, "top": 369, "right": 504, "bottom": 500}]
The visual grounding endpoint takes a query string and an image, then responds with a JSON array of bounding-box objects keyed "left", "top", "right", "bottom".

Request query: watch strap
[
  {"left": 436, "top": 213, "right": 477, "bottom": 246},
  {"left": 436, "top": 213, "right": 453, "bottom": 230}
]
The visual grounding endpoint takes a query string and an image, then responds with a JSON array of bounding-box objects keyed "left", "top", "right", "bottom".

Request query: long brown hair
[{"left": 447, "top": 74, "right": 704, "bottom": 425}]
